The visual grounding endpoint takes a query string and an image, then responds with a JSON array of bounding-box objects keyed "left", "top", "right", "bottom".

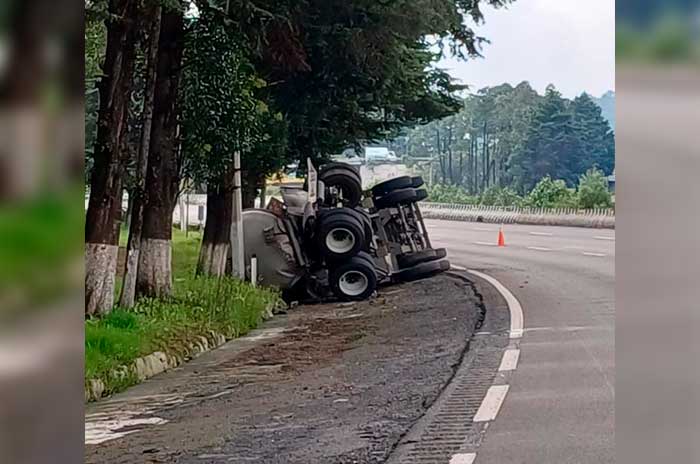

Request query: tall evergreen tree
[
  {"left": 572, "top": 93, "right": 615, "bottom": 176},
  {"left": 509, "top": 85, "right": 578, "bottom": 191}
]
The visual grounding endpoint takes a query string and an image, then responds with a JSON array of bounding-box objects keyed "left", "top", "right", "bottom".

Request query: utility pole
[{"left": 230, "top": 151, "right": 245, "bottom": 279}]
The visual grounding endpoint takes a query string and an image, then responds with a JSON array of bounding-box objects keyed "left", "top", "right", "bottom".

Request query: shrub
[
  {"left": 426, "top": 184, "right": 478, "bottom": 204},
  {"left": 577, "top": 168, "right": 613, "bottom": 209},
  {"left": 526, "top": 176, "right": 578, "bottom": 208},
  {"left": 480, "top": 186, "right": 524, "bottom": 207}
]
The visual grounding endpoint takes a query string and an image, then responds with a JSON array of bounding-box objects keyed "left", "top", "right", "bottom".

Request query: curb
[
  {"left": 420, "top": 203, "right": 615, "bottom": 229},
  {"left": 85, "top": 330, "right": 228, "bottom": 403}
]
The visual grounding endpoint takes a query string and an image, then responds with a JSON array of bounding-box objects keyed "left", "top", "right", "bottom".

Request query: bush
[
  {"left": 480, "top": 186, "right": 524, "bottom": 207},
  {"left": 577, "top": 168, "right": 613, "bottom": 209},
  {"left": 427, "top": 183, "right": 478, "bottom": 205},
  {"left": 526, "top": 176, "right": 578, "bottom": 208}
]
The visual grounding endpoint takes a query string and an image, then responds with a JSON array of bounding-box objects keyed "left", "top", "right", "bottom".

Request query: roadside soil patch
[{"left": 86, "top": 273, "right": 483, "bottom": 464}]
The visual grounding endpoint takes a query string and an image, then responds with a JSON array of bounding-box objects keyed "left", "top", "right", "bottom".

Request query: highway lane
[{"left": 426, "top": 219, "right": 615, "bottom": 463}]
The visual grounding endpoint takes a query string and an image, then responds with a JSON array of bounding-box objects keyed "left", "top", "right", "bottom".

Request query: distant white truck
[
  {"left": 364, "top": 147, "right": 400, "bottom": 163},
  {"left": 333, "top": 146, "right": 400, "bottom": 165}
]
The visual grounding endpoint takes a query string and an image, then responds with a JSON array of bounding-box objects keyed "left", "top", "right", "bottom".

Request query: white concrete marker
[
  {"left": 473, "top": 385, "right": 510, "bottom": 422},
  {"left": 474, "top": 241, "right": 497, "bottom": 247},
  {"left": 449, "top": 453, "right": 477, "bottom": 464},
  {"left": 498, "top": 349, "right": 521, "bottom": 371},
  {"left": 467, "top": 270, "right": 524, "bottom": 339},
  {"left": 582, "top": 251, "right": 606, "bottom": 257},
  {"left": 594, "top": 235, "right": 615, "bottom": 241},
  {"left": 527, "top": 246, "right": 551, "bottom": 252},
  {"left": 529, "top": 231, "right": 553, "bottom": 236}
]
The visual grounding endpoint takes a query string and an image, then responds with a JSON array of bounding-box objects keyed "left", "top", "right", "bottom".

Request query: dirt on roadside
[{"left": 86, "top": 273, "right": 483, "bottom": 464}]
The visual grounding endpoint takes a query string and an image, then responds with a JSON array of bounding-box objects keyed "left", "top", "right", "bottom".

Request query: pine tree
[
  {"left": 509, "top": 85, "right": 578, "bottom": 191},
  {"left": 572, "top": 93, "right": 615, "bottom": 176}
]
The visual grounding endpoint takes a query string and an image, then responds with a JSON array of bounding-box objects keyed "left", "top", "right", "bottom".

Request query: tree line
[
  {"left": 391, "top": 82, "right": 615, "bottom": 194},
  {"left": 84, "top": 0, "right": 515, "bottom": 316}
]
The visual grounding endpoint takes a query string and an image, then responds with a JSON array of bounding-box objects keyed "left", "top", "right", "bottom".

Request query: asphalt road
[{"left": 425, "top": 219, "right": 615, "bottom": 463}]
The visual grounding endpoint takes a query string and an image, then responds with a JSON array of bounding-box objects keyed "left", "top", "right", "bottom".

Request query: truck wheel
[
  {"left": 374, "top": 188, "right": 418, "bottom": 209},
  {"left": 354, "top": 207, "right": 374, "bottom": 242},
  {"left": 354, "top": 250, "right": 377, "bottom": 269},
  {"left": 371, "top": 176, "right": 413, "bottom": 197},
  {"left": 320, "top": 169, "right": 362, "bottom": 208},
  {"left": 320, "top": 162, "right": 361, "bottom": 178},
  {"left": 397, "top": 259, "right": 450, "bottom": 282},
  {"left": 330, "top": 256, "right": 377, "bottom": 301},
  {"left": 318, "top": 212, "right": 365, "bottom": 259},
  {"left": 414, "top": 188, "right": 428, "bottom": 202},
  {"left": 411, "top": 176, "right": 425, "bottom": 188},
  {"left": 397, "top": 248, "right": 447, "bottom": 269},
  {"left": 319, "top": 207, "right": 373, "bottom": 249}
]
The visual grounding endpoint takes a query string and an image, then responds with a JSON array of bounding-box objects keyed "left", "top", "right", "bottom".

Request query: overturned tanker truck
[{"left": 241, "top": 161, "right": 450, "bottom": 302}]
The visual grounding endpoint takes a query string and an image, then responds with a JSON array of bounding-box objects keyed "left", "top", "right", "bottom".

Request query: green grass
[{"left": 87, "top": 228, "right": 281, "bottom": 398}]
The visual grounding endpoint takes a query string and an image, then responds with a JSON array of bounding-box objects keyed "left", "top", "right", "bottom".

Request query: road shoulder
[{"left": 86, "top": 273, "right": 487, "bottom": 464}]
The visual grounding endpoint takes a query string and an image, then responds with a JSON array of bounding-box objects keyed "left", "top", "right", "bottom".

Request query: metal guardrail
[{"left": 419, "top": 203, "right": 615, "bottom": 229}]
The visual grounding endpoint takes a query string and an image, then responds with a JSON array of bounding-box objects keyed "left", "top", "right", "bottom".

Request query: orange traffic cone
[{"left": 497, "top": 225, "right": 506, "bottom": 247}]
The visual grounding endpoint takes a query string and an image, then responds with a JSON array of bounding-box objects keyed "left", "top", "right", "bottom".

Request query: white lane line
[
  {"left": 529, "top": 231, "right": 553, "bottom": 236},
  {"left": 473, "top": 385, "right": 510, "bottom": 422},
  {"left": 594, "top": 235, "right": 615, "bottom": 241},
  {"left": 449, "top": 453, "right": 477, "bottom": 464},
  {"left": 473, "top": 227, "right": 493, "bottom": 232},
  {"left": 467, "top": 270, "right": 524, "bottom": 339},
  {"left": 474, "top": 241, "right": 497, "bottom": 246},
  {"left": 498, "top": 349, "right": 521, "bottom": 371},
  {"left": 582, "top": 251, "right": 606, "bottom": 257},
  {"left": 527, "top": 246, "right": 551, "bottom": 252}
]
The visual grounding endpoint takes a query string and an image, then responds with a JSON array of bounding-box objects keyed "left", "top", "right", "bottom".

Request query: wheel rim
[
  {"left": 326, "top": 227, "right": 356, "bottom": 254},
  {"left": 338, "top": 270, "right": 369, "bottom": 296}
]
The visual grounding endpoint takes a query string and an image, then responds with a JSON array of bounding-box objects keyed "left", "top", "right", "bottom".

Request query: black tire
[
  {"left": 397, "top": 259, "right": 450, "bottom": 282},
  {"left": 318, "top": 211, "right": 365, "bottom": 259},
  {"left": 374, "top": 188, "right": 418, "bottom": 209},
  {"left": 371, "top": 176, "right": 413, "bottom": 197},
  {"left": 411, "top": 176, "right": 425, "bottom": 188},
  {"left": 320, "top": 162, "right": 360, "bottom": 178},
  {"left": 414, "top": 188, "right": 428, "bottom": 202},
  {"left": 354, "top": 250, "right": 377, "bottom": 269},
  {"left": 329, "top": 256, "right": 378, "bottom": 301},
  {"left": 320, "top": 169, "right": 362, "bottom": 208},
  {"left": 354, "top": 207, "right": 374, "bottom": 241},
  {"left": 397, "top": 248, "right": 447, "bottom": 269},
  {"left": 319, "top": 207, "right": 372, "bottom": 247}
]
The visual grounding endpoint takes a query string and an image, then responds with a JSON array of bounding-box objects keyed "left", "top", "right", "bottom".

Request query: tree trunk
[
  {"left": 85, "top": 0, "right": 139, "bottom": 317},
  {"left": 479, "top": 122, "right": 489, "bottom": 193},
  {"left": 119, "top": 4, "right": 162, "bottom": 308},
  {"left": 137, "top": 6, "right": 185, "bottom": 299},
  {"left": 197, "top": 170, "right": 234, "bottom": 276},
  {"left": 435, "top": 129, "right": 445, "bottom": 183},
  {"left": 446, "top": 126, "right": 453, "bottom": 184},
  {"left": 457, "top": 148, "right": 464, "bottom": 186}
]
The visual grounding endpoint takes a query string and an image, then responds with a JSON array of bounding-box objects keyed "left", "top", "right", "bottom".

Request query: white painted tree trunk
[
  {"left": 136, "top": 238, "right": 172, "bottom": 297},
  {"left": 85, "top": 243, "right": 118, "bottom": 316},
  {"left": 196, "top": 242, "right": 229, "bottom": 277}
]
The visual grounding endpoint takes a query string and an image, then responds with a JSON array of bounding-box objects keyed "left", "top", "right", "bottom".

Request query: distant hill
[{"left": 593, "top": 91, "right": 615, "bottom": 131}]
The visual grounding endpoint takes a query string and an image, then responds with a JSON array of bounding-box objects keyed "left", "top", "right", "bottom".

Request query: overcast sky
[{"left": 439, "top": 0, "right": 615, "bottom": 98}]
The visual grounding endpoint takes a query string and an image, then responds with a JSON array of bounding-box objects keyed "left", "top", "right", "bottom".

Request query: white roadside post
[
  {"left": 307, "top": 158, "right": 317, "bottom": 204},
  {"left": 250, "top": 255, "right": 257, "bottom": 288},
  {"left": 230, "top": 151, "right": 245, "bottom": 279}
]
